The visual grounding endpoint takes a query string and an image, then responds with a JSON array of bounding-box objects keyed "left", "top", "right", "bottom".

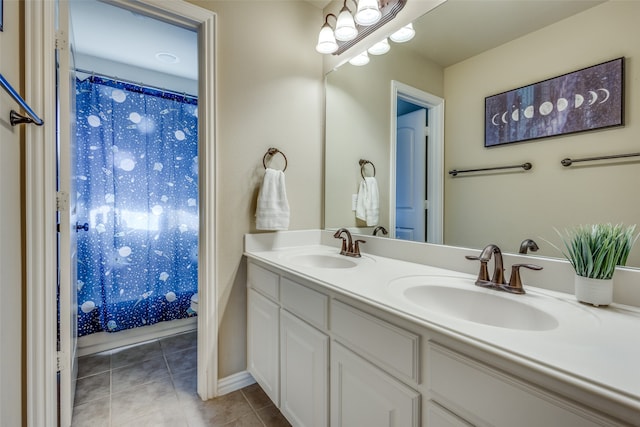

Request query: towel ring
[
  {"left": 263, "top": 147, "right": 288, "bottom": 172},
  {"left": 359, "top": 159, "right": 376, "bottom": 179}
]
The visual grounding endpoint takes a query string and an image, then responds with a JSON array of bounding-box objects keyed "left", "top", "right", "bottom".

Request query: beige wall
[
  {"left": 0, "top": 0, "right": 24, "bottom": 424},
  {"left": 444, "top": 1, "right": 640, "bottom": 266},
  {"left": 187, "top": 0, "right": 324, "bottom": 377},
  {"left": 325, "top": 45, "right": 443, "bottom": 229}
]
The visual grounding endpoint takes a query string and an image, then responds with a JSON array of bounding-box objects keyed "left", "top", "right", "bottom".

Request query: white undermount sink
[
  {"left": 388, "top": 276, "right": 559, "bottom": 331},
  {"left": 287, "top": 253, "right": 358, "bottom": 269}
]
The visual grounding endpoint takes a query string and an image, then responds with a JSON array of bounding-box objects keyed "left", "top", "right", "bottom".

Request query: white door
[
  {"left": 57, "top": 0, "right": 79, "bottom": 425},
  {"left": 395, "top": 109, "right": 427, "bottom": 242}
]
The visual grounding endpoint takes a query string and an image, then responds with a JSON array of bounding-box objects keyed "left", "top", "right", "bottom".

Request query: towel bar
[
  {"left": 0, "top": 73, "right": 44, "bottom": 126},
  {"left": 262, "top": 147, "right": 287, "bottom": 172},
  {"left": 449, "top": 162, "right": 532, "bottom": 177},
  {"left": 561, "top": 152, "right": 640, "bottom": 167}
]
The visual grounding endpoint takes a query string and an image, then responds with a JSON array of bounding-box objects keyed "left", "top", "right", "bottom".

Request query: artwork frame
[{"left": 484, "top": 57, "right": 624, "bottom": 147}]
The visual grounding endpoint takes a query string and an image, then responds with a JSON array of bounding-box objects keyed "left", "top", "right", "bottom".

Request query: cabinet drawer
[
  {"left": 428, "top": 343, "right": 614, "bottom": 427},
  {"left": 331, "top": 300, "right": 420, "bottom": 384},
  {"left": 281, "top": 277, "right": 328, "bottom": 330},
  {"left": 248, "top": 262, "right": 279, "bottom": 301}
]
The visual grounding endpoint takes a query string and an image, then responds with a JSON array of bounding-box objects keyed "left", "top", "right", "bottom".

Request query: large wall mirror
[{"left": 325, "top": 0, "right": 640, "bottom": 266}]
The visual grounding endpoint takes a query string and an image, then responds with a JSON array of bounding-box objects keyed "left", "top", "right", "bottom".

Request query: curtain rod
[{"left": 74, "top": 68, "right": 197, "bottom": 99}]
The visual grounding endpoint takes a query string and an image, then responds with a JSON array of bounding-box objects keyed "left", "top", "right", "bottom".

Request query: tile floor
[{"left": 72, "top": 330, "right": 291, "bottom": 427}]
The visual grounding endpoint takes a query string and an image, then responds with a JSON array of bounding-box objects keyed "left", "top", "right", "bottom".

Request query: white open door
[
  {"left": 57, "top": 0, "right": 79, "bottom": 425},
  {"left": 26, "top": 2, "right": 217, "bottom": 424},
  {"left": 390, "top": 80, "right": 444, "bottom": 245},
  {"left": 395, "top": 109, "right": 427, "bottom": 242}
]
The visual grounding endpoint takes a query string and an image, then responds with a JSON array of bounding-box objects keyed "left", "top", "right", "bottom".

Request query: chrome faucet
[
  {"left": 466, "top": 244, "right": 542, "bottom": 294},
  {"left": 334, "top": 228, "right": 365, "bottom": 257}
]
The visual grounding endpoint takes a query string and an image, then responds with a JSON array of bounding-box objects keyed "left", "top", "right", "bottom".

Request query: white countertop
[{"left": 244, "top": 236, "right": 640, "bottom": 419}]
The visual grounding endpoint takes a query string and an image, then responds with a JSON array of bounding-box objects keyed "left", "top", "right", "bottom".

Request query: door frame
[
  {"left": 24, "top": 1, "right": 217, "bottom": 425},
  {"left": 389, "top": 80, "right": 444, "bottom": 244}
]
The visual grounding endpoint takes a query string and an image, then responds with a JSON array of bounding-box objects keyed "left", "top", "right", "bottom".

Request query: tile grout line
[
  {"left": 108, "top": 352, "right": 113, "bottom": 427},
  {"left": 162, "top": 337, "right": 194, "bottom": 427},
  {"left": 240, "top": 388, "right": 268, "bottom": 427}
]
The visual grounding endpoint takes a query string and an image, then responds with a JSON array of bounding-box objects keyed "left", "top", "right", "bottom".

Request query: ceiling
[
  {"left": 69, "top": 0, "right": 198, "bottom": 80},
  {"left": 305, "top": 0, "right": 332, "bottom": 9},
  {"left": 405, "top": 0, "right": 605, "bottom": 68}
]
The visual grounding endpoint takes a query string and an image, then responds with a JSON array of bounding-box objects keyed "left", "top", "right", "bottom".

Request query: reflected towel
[
  {"left": 256, "top": 168, "right": 290, "bottom": 230},
  {"left": 355, "top": 177, "right": 379, "bottom": 226}
]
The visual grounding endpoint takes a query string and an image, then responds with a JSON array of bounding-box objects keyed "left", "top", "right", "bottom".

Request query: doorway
[
  {"left": 390, "top": 80, "right": 444, "bottom": 244},
  {"left": 25, "top": 1, "right": 217, "bottom": 425},
  {"left": 395, "top": 105, "right": 428, "bottom": 241}
]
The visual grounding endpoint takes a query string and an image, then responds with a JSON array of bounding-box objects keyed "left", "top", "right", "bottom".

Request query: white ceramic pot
[{"left": 574, "top": 275, "right": 613, "bottom": 307}]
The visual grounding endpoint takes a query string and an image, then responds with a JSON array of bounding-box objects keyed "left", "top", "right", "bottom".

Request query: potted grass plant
[{"left": 553, "top": 223, "right": 637, "bottom": 306}]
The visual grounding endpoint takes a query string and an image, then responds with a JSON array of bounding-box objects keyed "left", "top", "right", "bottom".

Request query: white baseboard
[
  {"left": 77, "top": 317, "right": 197, "bottom": 357},
  {"left": 217, "top": 371, "right": 256, "bottom": 396}
]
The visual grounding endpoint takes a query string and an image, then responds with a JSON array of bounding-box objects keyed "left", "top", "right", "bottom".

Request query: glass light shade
[
  {"left": 316, "top": 24, "right": 338, "bottom": 54},
  {"left": 355, "top": 0, "right": 381, "bottom": 26},
  {"left": 349, "top": 51, "right": 370, "bottom": 66},
  {"left": 368, "top": 38, "right": 390, "bottom": 55},
  {"left": 390, "top": 23, "right": 415, "bottom": 43},
  {"left": 335, "top": 8, "right": 358, "bottom": 41}
]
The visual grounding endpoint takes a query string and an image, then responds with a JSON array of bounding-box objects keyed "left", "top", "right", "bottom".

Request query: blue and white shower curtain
[{"left": 75, "top": 76, "right": 199, "bottom": 336}]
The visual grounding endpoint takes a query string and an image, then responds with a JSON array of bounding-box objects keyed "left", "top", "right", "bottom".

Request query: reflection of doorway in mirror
[
  {"left": 396, "top": 108, "right": 427, "bottom": 241},
  {"left": 390, "top": 81, "right": 444, "bottom": 244}
]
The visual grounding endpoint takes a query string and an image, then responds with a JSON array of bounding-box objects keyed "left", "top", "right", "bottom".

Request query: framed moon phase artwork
[{"left": 485, "top": 57, "right": 624, "bottom": 147}]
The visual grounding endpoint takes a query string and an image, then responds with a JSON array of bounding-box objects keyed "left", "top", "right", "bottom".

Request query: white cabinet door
[
  {"left": 247, "top": 289, "right": 280, "bottom": 405},
  {"left": 331, "top": 342, "right": 420, "bottom": 427},
  {"left": 280, "top": 310, "right": 328, "bottom": 427},
  {"left": 426, "top": 401, "right": 474, "bottom": 427}
]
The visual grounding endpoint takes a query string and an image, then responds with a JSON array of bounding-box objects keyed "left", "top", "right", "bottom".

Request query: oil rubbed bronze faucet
[
  {"left": 333, "top": 228, "right": 365, "bottom": 257},
  {"left": 466, "top": 244, "right": 542, "bottom": 294},
  {"left": 519, "top": 238, "right": 539, "bottom": 254},
  {"left": 373, "top": 226, "right": 388, "bottom": 236}
]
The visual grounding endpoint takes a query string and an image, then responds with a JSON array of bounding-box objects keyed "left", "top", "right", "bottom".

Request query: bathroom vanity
[{"left": 244, "top": 230, "right": 640, "bottom": 427}]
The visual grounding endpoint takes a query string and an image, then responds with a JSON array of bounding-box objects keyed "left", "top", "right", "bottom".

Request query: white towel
[
  {"left": 256, "top": 168, "right": 290, "bottom": 230},
  {"left": 355, "top": 177, "right": 379, "bottom": 226}
]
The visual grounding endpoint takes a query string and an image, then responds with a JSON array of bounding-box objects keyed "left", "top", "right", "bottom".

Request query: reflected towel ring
[
  {"left": 359, "top": 159, "right": 376, "bottom": 179},
  {"left": 263, "top": 147, "right": 288, "bottom": 172}
]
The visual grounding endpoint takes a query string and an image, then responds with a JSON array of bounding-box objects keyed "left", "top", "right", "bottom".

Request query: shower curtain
[{"left": 75, "top": 76, "right": 199, "bottom": 336}]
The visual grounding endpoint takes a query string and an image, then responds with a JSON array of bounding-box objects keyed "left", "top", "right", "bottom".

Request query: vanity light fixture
[
  {"left": 389, "top": 22, "right": 415, "bottom": 43},
  {"left": 316, "top": 14, "right": 339, "bottom": 54},
  {"left": 367, "top": 38, "right": 390, "bottom": 55},
  {"left": 335, "top": 0, "right": 358, "bottom": 41},
  {"left": 316, "top": 0, "right": 406, "bottom": 56},
  {"left": 355, "top": 0, "right": 382, "bottom": 26},
  {"left": 349, "top": 51, "right": 370, "bottom": 66}
]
